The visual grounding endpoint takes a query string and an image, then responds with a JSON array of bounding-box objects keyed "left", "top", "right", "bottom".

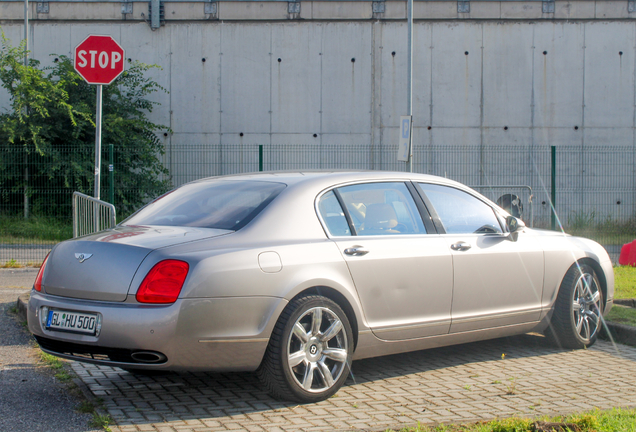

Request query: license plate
[{"left": 46, "top": 310, "right": 98, "bottom": 335}]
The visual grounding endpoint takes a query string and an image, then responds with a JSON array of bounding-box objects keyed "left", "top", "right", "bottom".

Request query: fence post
[
  {"left": 259, "top": 145, "right": 263, "bottom": 172},
  {"left": 551, "top": 145, "right": 556, "bottom": 231},
  {"left": 108, "top": 144, "right": 114, "bottom": 205}
]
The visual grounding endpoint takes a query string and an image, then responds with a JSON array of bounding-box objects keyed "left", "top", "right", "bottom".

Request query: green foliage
[
  {"left": 89, "top": 413, "right": 112, "bottom": 431},
  {"left": 0, "top": 32, "right": 170, "bottom": 218},
  {"left": 606, "top": 305, "right": 636, "bottom": 327},
  {"left": 565, "top": 211, "right": 636, "bottom": 246},
  {"left": 0, "top": 214, "right": 72, "bottom": 243},
  {"left": 614, "top": 265, "right": 636, "bottom": 299},
  {"left": 387, "top": 408, "right": 636, "bottom": 431}
]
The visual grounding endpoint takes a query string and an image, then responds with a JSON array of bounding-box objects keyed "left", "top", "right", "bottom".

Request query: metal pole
[
  {"left": 94, "top": 85, "right": 103, "bottom": 231},
  {"left": 259, "top": 145, "right": 263, "bottom": 172},
  {"left": 23, "top": 0, "right": 28, "bottom": 65},
  {"left": 407, "top": 0, "right": 413, "bottom": 173},
  {"left": 108, "top": 144, "right": 114, "bottom": 204},
  {"left": 23, "top": 0, "right": 29, "bottom": 219},
  {"left": 551, "top": 145, "right": 556, "bottom": 231},
  {"left": 94, "top": 85, "right": 102, "bottom": 200}
]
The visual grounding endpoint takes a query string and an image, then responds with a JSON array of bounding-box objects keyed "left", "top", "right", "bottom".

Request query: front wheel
[
  {"left": 258, "top": 295, "right": 353, "bottom": 403},
  {"left": 546, "top": 263, "right": 604, "bottom": 349}
]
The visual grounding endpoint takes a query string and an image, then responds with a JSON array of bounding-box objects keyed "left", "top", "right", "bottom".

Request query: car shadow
[{"left": 76, "top": 332, "right": 601, "bottom": 427}]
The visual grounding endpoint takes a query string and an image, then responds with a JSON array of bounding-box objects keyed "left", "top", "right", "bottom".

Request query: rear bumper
[{"left": 28, "top": 290, "right": 287, "bottom": 372}]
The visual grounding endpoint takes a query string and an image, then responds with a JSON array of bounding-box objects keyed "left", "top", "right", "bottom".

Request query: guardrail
[{"left": 72, "top": 192, "right": 116, "bottom": 238}]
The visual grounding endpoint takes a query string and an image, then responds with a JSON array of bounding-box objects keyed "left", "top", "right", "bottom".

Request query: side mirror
[
  {"left": 506, "top": 216, "right": 525, "bottom": 241},
  {"left": 506, "top": 215, "right": 525, "bottom": 233}
]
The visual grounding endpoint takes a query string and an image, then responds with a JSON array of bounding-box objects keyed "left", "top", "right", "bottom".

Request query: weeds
[
  {"left": 77, "top": 400, "right": 95, "bottom": 414},
  {"left": 1, "top": 259, "right": 21, "bottom": 268},
  {"left": 505, "top": 377, "right": 518, "bottom": 395},
  {"left": 89, "top": 413, "right": 112, "bottom": 432},
  {"left": 39, "top": 352, "right": 73, "bottom": 382}
]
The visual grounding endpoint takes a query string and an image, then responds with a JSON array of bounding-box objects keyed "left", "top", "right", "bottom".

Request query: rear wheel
[
  {"left": 258, "top": 295, "right": 353, "bottom": 403},
  {"left": 546, "top": 263, "right": 603, "bottom": 349}
]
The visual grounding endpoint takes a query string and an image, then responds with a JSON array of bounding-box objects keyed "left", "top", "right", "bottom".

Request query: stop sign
[{"left": 74, "top": 35, "right": 125, "bottom": 85}]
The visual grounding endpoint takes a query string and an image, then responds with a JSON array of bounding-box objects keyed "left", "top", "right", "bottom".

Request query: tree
[{"left": 0, "top": 33, "right": 170, "bottom": 219}]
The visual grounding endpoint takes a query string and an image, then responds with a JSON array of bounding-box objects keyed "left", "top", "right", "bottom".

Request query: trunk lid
[{"left": 43, "top": 226, "right": 231, "bottom": 301}]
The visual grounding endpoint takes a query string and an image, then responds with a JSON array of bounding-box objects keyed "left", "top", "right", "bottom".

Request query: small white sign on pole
[{"left": 397, "top": 115, "right": 412, "bottom": 162}]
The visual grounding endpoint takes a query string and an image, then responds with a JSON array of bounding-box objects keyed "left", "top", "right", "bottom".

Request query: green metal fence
[{"left": 1, "top": 143, "right": 634, "bottom": 265}]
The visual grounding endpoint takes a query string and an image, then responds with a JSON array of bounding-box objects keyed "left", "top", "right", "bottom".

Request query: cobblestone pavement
[{"left": 71, "top": 334, "right": 636, "bottom": 432}]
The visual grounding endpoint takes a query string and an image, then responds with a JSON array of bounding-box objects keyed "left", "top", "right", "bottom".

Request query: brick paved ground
[{"left": 71, "top": 334, "right": 636, "bottom": 432}]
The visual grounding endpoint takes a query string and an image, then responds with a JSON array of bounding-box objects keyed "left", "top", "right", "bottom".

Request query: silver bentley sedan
[{"left": 28, "top": 171, "right": 614, "bottom": 402}]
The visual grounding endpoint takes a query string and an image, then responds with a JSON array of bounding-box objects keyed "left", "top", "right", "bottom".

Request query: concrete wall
[{"left": 1, "top": 3, "right": 635, "bottom": 225}]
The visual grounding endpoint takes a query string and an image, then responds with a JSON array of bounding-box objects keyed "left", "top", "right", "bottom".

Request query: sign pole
[
  {"left": 407, "top": 0, "right": 413, "bottom": 173},
  {"left": 94, "top": 84, "right": 102, "bottom": 200},
  {"left": 94, "top": 84, "right": 102, "bottom": 231}
]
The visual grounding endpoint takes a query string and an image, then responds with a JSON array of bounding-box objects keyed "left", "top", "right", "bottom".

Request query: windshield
[{"left": 122, "top": 180, "right": 286, "bottom": 230}]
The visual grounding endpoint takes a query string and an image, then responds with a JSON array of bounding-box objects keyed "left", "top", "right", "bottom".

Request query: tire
[
  {"left": 257, "top": 295, "right": 353, "bottom": 403},
  {"left": 546, "top": 263, "right": 604, "bottom": 349}
]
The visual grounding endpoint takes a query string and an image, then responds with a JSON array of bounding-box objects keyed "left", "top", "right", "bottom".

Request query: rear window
[{"left": 122, "top": 180, "right": 286, "bottom": 230}]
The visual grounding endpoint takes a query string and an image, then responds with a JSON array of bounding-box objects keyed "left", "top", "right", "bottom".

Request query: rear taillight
[
  {"left": 34, "top": 253, "right": 50, "bottom": 292},
  {"left": 136, "top": 260, "right": 189, "bottom": 304}
]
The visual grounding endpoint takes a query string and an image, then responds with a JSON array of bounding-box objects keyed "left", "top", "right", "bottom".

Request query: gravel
[{"left": 0, "top": 286, "right": 100, "bottom": 432}]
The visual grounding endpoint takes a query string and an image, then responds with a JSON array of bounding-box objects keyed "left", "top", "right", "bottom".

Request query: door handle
[
  {"left": 344, "top": 246, "right": 369, "bottom": 256},
  {"left": 450, "top": 242, "right": 471, "bottom": 251}
]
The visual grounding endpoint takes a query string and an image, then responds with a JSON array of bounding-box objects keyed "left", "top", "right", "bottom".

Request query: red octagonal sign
[{"left": 74, "top": 35, "right": 125, "bottom": 85}]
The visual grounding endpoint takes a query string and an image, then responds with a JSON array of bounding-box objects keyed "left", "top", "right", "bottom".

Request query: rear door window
[
  {"left": 336, "top": 182, "right": 426, "bottom": 236},
  {"left": 317, "top": 191, "right": 351, "bottom": 236}
]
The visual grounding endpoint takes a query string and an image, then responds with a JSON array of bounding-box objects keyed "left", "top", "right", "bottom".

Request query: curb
[
  {"left": 615, "top": 298, "right": 636, "bottom": 308},
  {"left": 16, "top": 292, "right": 29, "bottom": 323},
  {"left": 602, "top": 321, "right": 636, "bottom": 346}
]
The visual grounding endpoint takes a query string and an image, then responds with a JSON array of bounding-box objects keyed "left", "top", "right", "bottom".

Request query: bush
[{"left": 0, "top": 32, "right": 170, "bottom": 219}]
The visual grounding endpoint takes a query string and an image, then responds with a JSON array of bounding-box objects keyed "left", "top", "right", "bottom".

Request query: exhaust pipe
[{"left": 131, "top": 351, "right": 167, "bottom": 363}]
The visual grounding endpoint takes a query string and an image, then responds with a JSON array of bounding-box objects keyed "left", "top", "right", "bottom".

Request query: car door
[
  {"left": 416, "top": 183, "right": 544, "bottom": 333},
  {"left": 317, "top": 182, "right": 453, "bottom": 341}
]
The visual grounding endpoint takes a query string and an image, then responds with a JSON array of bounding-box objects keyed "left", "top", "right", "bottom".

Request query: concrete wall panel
[
  {"left": 584, "top": 22, "right": 635, "bottom": 128},
  {"left": 532, "top": 23, "right": 584, "bottom": 128},
  {"left": 120, "top": 23, "right": 172, "bottom": 128},
  {"left": 321, "top": 23, "right": 372, "bottom": 133},
  {"left": 482, "top": 22, "right": 534, "bottom": 127},
  {"left": 431, "top": 23, "right": 482, "bottom": 128},
  {"left": 170, "top": 25, "right": 221, "bottom": 134},
  {"left": 271, "top": 24, "right": 321, "bottom": 134},
  {"left": 220, "top": 24, "right": 271, "bottom": 134},
  {"left": 412, "top": 24, "right": 432, "bottom": 129},
  {"left": 0, "top": 25, "right": 25, "bottom": 110},
  {"left": 31, "top": 24, "right": 73, "bottom": 69},
  {"left": 380, "top": 23, "right": 407, "bottom": 130}
]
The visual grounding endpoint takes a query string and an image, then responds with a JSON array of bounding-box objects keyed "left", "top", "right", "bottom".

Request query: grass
[
  {"left": 388, "top": 407, "right": 636, "bottom": 431},
  {"left": 0, "top": 215, "right": 72, "bottom": 244},
  {"left": 606, "top": 305, "right": 636, "bottom": 327},
  {"left": 39, "top": 351, "right": 74, "bottom": 383},
  {"left": 614, "top": 265, "right": 636, "bottom": 299}
]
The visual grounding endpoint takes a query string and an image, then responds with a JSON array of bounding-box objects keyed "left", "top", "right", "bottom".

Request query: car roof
[{"left": 190, "top": 170, "right": 466, "bottom": 191}]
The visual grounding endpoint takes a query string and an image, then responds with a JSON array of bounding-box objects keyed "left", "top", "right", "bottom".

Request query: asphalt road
[{"left": 0, "top": 269, "right": 98, "bottom": 432}]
